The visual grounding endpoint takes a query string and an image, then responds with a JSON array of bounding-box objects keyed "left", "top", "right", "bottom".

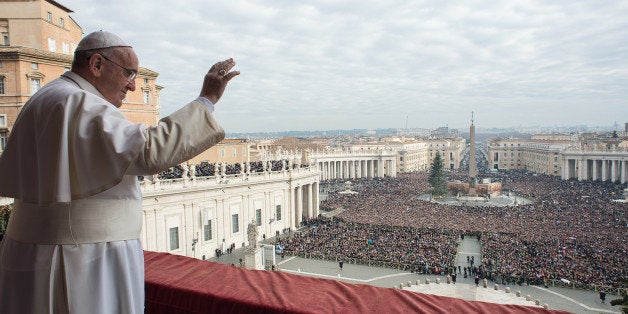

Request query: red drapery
[{"left": 144, "top": 251, "right": 570, "bottom": 314}]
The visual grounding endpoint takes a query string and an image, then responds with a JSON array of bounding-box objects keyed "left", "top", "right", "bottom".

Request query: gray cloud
[{"left": 61, "top": 0, "right": 628, "bottom": 132}]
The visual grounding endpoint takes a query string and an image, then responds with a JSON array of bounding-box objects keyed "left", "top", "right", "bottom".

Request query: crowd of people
[
  {"left": 152, "top": 159, "right": 295, "bottom": 180},
  {"left": 283, "top": 170, "right": 626, "bottom": 289},
  {"left": 151, "top": 156, "right": 626, "bottom": 289},
  {"left": 276, "top": 216, "right": 459, "bottom": 273}
]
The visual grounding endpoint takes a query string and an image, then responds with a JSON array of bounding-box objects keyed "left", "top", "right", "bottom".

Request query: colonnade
[
  {"left": 562, "top": 156, "right": 628, "bottom": 184},
  {"left": 139, "top": 163, "right": 321, "bottom": 260},
  {"left": 293, "top": 182, "right": 319, "bottom": 226},
  {"left": 318, "top": 159, "right": 396, "bottom": 180}
]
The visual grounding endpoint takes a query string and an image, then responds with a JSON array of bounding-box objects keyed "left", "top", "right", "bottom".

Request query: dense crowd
[
  {"left": 151, "top": 159, "right": 294, "bottom": 180},
  {"left": 283, "top": 170, "right": 627, "bottom": 289},
  {"left": 276, "top": 217, "right": 458, "bottom": 273}
]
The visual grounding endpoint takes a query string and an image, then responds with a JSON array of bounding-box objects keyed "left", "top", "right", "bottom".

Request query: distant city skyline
[{"left": 61, "top": 0, "right": 628, "bottom": 133}]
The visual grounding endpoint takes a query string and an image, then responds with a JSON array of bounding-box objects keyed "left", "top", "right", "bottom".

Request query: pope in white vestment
[{"left": 0, "top": 31, "right": 238, "bottom": 313}]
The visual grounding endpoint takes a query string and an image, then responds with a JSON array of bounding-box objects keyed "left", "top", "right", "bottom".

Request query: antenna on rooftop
[{"left": 405, "top": 115, "right": 408, "bottom": 131}]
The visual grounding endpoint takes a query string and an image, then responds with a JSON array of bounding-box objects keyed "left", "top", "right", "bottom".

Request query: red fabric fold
[{"left": 144, "top": 251, "right": 570, "bottom": 314}]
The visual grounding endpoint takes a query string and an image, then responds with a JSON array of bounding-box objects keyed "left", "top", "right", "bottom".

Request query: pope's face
[{"left": 96, "top": 47, "right": 138, "bottom": 108}]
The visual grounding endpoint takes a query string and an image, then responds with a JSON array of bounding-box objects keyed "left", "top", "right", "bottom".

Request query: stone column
[
  {"left": 296, "top": 186, "right": 303, "bottom": 227},
  {"left": 349, "top": 160, "right": 354, "bottom": 179},
  {"left": 287, "top": 187, "right": 299, "bottom": 229},
  {"left": 611, "top": 160, "right": 617, "bottom": 182},
  {"left": 621, "top": 160, "right": 628, "bottom": 184},
  {"left": 592, "top": 160, "right": 598, "bottom": 181},
  {"left": 577, "top": 159, "right": 583, "bottom": 181},
  {"left": 583, "top": 159, "right": 590, "bottom": 180},
  {"left": 378, "top": 160, "right": 384, "bottom": 177},
  {"left": 562, "top": 158, "right": 568, "bottom": 180},
  {"left": 369, "top": 160, "right": 375, "bottom": 178},
  {"left": 602, "top": 160, "right": 607, "bottom": 181},
  {"left": 619, "top": 160, "right": 628, "bottom": 184},
  {"left": 327, "top": 161, "right": 331, "bottom": 180},
  {"left": 357, "top": 160, "right": 363, "bottom": 178},
  {"left": 307, "top": 184, "right": 313, "bottom": 219},
  {"left": 313, "top": 182, "right": 320, "bottom": 217}
]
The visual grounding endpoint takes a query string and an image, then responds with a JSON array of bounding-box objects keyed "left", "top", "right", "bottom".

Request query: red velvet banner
[{"left": 144, "top": 251, "right": 570, "bottom": 314}]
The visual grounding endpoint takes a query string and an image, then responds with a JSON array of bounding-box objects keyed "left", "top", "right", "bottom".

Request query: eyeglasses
[{"left": 99, "top": 54, "right": 137, "bottom": 82}]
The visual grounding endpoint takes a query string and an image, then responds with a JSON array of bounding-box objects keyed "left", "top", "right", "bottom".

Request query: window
[
  {"left": 0, "top": 132, "right": 6, "bottom": 151},
  {"left": 232, "top": 148, "right": 237, "bottom": 157},
  {"left": 0, "top": 77, "right": 4, "bottom": 94},
  {"left": 143, "top": 91, "right": 149, "bottom": 103},
  {"left": 0, "top": 114, "right": 6, "bottom": 127},
  {"left": 59, "top": 18, "right": 64, "bottom": 28},
  {"left": 2, "top": 36, "right": 7, "bottom": 45},
  {"left": 62, "top": 42, "right": 69, "bottom": 54},
  {"left": 48, "top": 38, "right": 56, "bottom": 52},
  {"left": 169, "top": 227, "right": 179, "bottom": 250},
  {"left": 47, "top": 12, "right": 52, "bottom": 22},
  {"left": 231, "top": 214, "right": 239, "bottom": 233},
  {"left": 255, "top": 209, "right": 262, "bottom": 226},
  {"left": 203, "top": 219, "right": 212, "bottom": 241},
  {"left": 220, "top": 149, "right": 225, "bottom": 158},
  {"left": 30, "top": 79, "right": 41, "bottom": 95},
  {"left": 144, "top": 78, "right": 148, "bottom": 84},
  {"left": 276, "top": 205, "right": 282, "bottom": 221},
  {"left": 242, "top": 148, "right": 246, "bottom": 156},
  {"left": 31, "top": 62, "right": 38, "bottom": 70}
]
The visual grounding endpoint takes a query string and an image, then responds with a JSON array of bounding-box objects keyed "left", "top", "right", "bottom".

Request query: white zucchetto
[{"left": 75, "top": 31, "right": 131, "bottom": 52}]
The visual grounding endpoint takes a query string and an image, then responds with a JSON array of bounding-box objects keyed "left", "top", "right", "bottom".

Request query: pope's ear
[{"left": 88, "top": 54, "right": 105, "bottom": 77}]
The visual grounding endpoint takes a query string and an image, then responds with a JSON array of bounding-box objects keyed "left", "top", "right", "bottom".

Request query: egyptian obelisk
[{"left": 469, "top": 112, "right": 477, "bottom": 188}]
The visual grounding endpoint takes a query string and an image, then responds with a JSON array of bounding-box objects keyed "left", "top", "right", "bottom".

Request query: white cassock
[{"left": 0, "top": 71, "right": 225, "bottom": 313}]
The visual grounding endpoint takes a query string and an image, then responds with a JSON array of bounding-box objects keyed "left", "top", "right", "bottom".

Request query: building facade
[
  {"left": 487, "top": 136, "right": 628, "bottom": 183},
  {"left": 311, "top": 149, "right": 397, "bottom": 180},
  {"left": 0, "top": 0, "right": 161, "bottom": 154},
  {"left": 187, "top": 138, "right": 251, "bottom": 165},
  {"left": 425, "top": 138, "right": 466, "bottom": 171},
  {"left": 140, "top": 162, "right": 320, "bottom": 260}
]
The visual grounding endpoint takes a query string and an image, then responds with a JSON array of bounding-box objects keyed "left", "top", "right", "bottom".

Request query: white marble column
[
  {"left": 581, "top": 157, "right": 589, "bottom": 180},
  {"left": 330, "top": 161, "right": 334, "bottom": 180},
  {"left": 602, "top": 160, "right": 608, "bottom": 181},
  {"left": 358, "top": 160, "right": 363, "bottom": 178},
  {"left": 622, "top": 160, "right": 627, "bottom": 184},
  {"left": 296, "top": 186, "right": 303, "bottom": 227},
  {"left": 562, "top": 159, "right": 568, "bottom": 180},
  {"left": 307, "top": 184, "right": 313, "bottom": 219},
  {"left": 349, "top": 160, "right": 354, "bottom": 179},
  {"left": 378, "top": 160, "right": 384, "bottom": 177},
  {"left": 326, "top": 161, "right": 330, "bottom": 180},
  {"left": 313, "top": 182, "right": 320, "bottom": 217},
  {"left": 338, "top": 160, "right": 341, "bottom": 179},
  {"left": 577, "top": 159, "right": 583, "bottom": 181},
  {"left": 592, "top": 160, "right": 598, "bottom": 181},
  {"left": 286, "top": 187, "right": 298, "bottom": 230},
  {"left": 611, "top": 160, "right": 617, "bottom": 182}
]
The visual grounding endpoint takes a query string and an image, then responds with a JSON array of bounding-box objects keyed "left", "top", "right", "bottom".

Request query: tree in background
[{"left": 428, "top": 152, "right": 448, "bottom": 197}]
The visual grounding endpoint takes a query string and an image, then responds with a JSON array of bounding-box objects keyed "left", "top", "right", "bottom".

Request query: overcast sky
[{"left": 61, "top": 0, "right": 627, "bottom": 133}]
